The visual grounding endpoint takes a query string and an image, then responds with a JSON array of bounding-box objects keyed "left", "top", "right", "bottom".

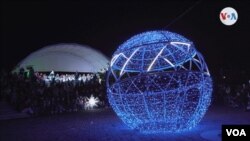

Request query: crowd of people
[
  {"left": 1, "top": 67, "right": 249, "bottom": 117},
  {"left": 0, "top": 69, "right": 108, "bottom": 116},
  {"left": 213, "top": 69, "right": 250, "bottom": 111},
  {"left": 35, "top": 70, "right": 103, "bottom": 84},
  {"left": 214, "top": 81, "right": 250, "bottom": 110}
]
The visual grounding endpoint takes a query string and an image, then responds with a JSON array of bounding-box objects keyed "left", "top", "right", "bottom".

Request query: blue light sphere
[{"left": 106, "top": 31, "right": 212, "bottom": 133}]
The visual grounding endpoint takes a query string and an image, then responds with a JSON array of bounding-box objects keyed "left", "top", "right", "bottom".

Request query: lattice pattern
[{"left": 107, "top": 31, "right": 212, "bottom": 133}]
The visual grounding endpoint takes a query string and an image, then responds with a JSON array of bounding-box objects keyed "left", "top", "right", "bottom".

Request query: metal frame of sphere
[{"left": 106, "top": 31, "right": 213, "bottom": 133}]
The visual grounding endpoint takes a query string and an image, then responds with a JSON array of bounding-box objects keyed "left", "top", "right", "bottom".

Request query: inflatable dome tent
[{"left": 13, "top": 44, "right": 109, "bottom": 73}]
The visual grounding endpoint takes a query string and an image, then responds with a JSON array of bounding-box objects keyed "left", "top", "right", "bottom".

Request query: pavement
[
  {"left": 0, "top": 101, "right": 29, "bottom": 120},
  {"left": 0, "top": 105, "right": 249, "bottom": 141}
]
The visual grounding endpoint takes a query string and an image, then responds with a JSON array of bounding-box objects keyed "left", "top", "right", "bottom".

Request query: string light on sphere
[{"left": 106, "top": 30, "right": 213, "bottom": 133}]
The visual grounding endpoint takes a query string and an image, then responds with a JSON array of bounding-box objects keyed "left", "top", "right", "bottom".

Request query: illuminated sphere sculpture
[{"left": 107, "top": 31, "right": 212, "bottom": 133}]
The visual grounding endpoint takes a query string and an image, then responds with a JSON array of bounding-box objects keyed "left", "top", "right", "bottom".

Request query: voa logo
[
  {"left": 226, "top": 129, "right": 246, "bottom": 136},
  {"left": 220, "top": 7, "right": 238, "bottom": 26}
]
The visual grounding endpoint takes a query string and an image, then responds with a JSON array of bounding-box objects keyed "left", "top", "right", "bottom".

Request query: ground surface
[{"left": 0, "top": 105, "right": 249, "bottom": 141}]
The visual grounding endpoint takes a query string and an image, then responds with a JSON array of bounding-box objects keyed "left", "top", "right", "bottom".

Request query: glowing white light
[
  {"left": 180, "top": 65, "right": 188, "bottom": 70},
  {"left": 147, "top": 46, "right": 166, "bottom": 71},
  {"left": 163, "top": 58, "right": 175, "bottom": 67},
  {"left": 85, "top": 95, "right": 99, "bottom": 110},
  {"left": 120, "top": 48, "right": 140, "bottom": 76},
  {"left": 193, "top": 58, "right": 200, "bottom": 63},
  {"left": 111, "top": 53, "right": 128, "bottom": 67},
  {"left": 170, "top": 41, "right": 191, "bottom": 51}
]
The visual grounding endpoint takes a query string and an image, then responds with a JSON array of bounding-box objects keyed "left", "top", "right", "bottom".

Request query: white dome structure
[{"left": 14, "top": 43, "right": 109, "bottom": 73}]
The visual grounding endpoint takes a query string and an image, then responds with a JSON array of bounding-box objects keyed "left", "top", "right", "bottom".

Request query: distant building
[{"left": 13, "top": 43, "right": 109, "bottom": 73}]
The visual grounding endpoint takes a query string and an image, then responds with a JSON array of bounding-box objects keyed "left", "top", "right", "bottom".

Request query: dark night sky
[{"left": 1, "top": 0, "right": 250, "bottom": 76}]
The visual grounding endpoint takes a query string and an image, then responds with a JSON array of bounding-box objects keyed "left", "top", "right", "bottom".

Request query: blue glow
[{"left": 107, "top": 30, "right": 213, "bottom": 133}]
